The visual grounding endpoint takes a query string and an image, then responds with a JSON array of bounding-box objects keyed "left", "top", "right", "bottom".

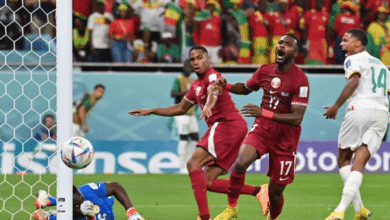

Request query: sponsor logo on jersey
[
  {"left": 271, "top": 77, "right": 281, "bottom": 89},
  {"left": 94, "top": 205, "right": 100, "bottom": 214},
  {"left": 345, "top": 59, "right": 351, "bottom": 69},
  {"left": 196, "top": 86, "right": 201, "bottom": 96}
]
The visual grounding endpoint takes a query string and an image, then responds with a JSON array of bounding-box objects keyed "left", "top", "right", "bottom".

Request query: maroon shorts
[
  {"left": 198, "top": 119, "right": 248, "bottom": 171},
  {"left": 243, "top": 118, "right": 301, "bottom": 185}
]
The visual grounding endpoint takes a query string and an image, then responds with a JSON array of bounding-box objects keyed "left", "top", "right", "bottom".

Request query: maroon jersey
[
  {"left": 246, "top": 63, "right": 309, "bottom": 114},
  {"left": 185, "top": 67, "right": 244, "bottom": 127}
]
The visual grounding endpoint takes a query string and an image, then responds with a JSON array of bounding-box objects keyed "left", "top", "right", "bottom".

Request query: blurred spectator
[
  {"left": 180, "top": 3, "right": 196, "bottom": 61},
  {"left": 333, "top": 1, "right": 360, "bottom": 64},
  {"left": 222, "top": 10, "right": 242, "bottom": 64},
  {"left": 0, "top": 3, "right": 23, "bottom": 49},
  {"left": 73, "top": 0, "right": 94, "bottom": 23},
  {"left": 131, "top": 0, "right": 166, "bottom": 43},
  {"left": 302, "top": 0, "right": 330, "bottom": 64},
  {"left": 194, "top": 0, "right": 223, "bottom": 64},
  {"left": 268, "top": 0, "right": 297, "bottom": 63},
  {"left": 288, "top": 0, "right": 306, "bottom": 64},
  {"left": 249, "top": 0, "right": 270, "bottom": 64},
  {"left": 367, "top": 6, "right": 389, "bottom": 62},
  {"left": 220, "top": 35, "right": 240, "bottom": 63},
  {"left": 73, "top": 84, "right": 105, "bottom": 137},
  {"left": 133, "top": 28, "right": 158, "bottom": 63},
  {"left": 362, "top": 0, "right": 385, "bottom": 28},
  {"left": 73, "top": 19, "right": 91, "bottom": 62},
  {"left": 157, "top": 32, "right": 181, "bottom": 63},
  {"left": 266, "top": 0, "right": 279, "bottom": 12},
  {"left": 108, "top": 4, "right": 136, "bottom": 62},
  {"left": 87, "top": 0, "right": 114, "bottom": 62},
  {"left": 227, "top": 3, "right": 252, "bottom": 64},
  {"left": 24, "top": 0, "right": 56, "bottom": 36},
  {"left": 34, "top": 114, "right": 57, "bottom": 142}
]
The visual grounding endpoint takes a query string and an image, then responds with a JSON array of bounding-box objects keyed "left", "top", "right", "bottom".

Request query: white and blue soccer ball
[{"left": 61, "top": 137, "right": 94, "bottom": 169}]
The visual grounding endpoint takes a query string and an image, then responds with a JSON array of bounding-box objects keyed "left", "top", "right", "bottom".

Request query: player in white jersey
[{"left": 324, "top": 28, "right": 390, "bottom": 220}]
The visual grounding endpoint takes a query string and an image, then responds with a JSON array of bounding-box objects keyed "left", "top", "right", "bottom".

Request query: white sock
[
  {"left": 178, "top": 140, "right": 188, "bottom": 171},
  {"left": 339, "top": 165, "right": 363, "bottom": 213},
  {"left": 335, "top": 171, "right": 363, "bottom": 212}
]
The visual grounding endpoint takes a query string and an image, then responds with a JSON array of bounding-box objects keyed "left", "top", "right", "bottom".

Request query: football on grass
[{"left": 61, "top": 137, "right": 94, "bottom": 169}]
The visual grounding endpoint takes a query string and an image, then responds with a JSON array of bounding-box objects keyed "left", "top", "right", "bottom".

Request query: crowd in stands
[{"left": 1, "top": 0, "right": 389, "bottom": 65}]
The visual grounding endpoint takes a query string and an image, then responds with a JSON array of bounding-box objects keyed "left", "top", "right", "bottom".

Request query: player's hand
[
  {"left": 200, "top": 106, "right": 212, "bottom": 120},
  {"left": 323, "top": 105, "right": 338, "bottom": 119},
  {"left": 241, "top": 103, "right": 261, "bottom": 117},
  {"left": 128, "top": 213, "right": 145, "bottom": 220},
  {"left": 214, "top": 78, "right": 227, "bottom": 90},
  {"left": 82, "top": 124, "right": 89, "bottom": 133},
  {"left": 128, "top": 109, "right": 153, "bottom": 116},
  {"left": 80, "top": 200, "right": 95, "bottom": 218}
]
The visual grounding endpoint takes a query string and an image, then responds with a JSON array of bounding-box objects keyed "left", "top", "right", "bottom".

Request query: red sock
[
  {"left": 269, "top": 195, "right": 284, "bottom": 219},
  {"left": 208, "top": 179, "right": 260, "bottom": 196},
  {"left": 189, "top": 169, "right": 210, "bottom": 219},
  {"left": 227, "top": 168, "right": 246, "bottom": 207}
]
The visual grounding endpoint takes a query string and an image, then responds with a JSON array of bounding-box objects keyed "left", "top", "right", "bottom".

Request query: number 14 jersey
[{"left": 343, "top": 51, "right": 390, "bottom": 112}]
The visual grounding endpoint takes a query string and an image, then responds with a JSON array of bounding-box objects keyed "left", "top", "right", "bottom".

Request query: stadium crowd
[
  {"left": 0, "top": 0, "right": 389, "bottom": 65},
  {"left": 72, "top": 0, "right": 390, "bottom": 65}
]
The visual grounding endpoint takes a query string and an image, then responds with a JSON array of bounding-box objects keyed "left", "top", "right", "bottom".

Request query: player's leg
[
  {"left": 187, "top": 115, "right": 200, "bottom": 172},
  {"left": 187, "top": 147, "right": 217, "bottom": 220},
  {"left": 268, "top": 181, "right": 286, "bottom": 220},
  {"left": 175, "top": 115, "right": 191, "bottom": 173},
  {"left": 337, "top": 148, "right": 365, "bottom": 215}
]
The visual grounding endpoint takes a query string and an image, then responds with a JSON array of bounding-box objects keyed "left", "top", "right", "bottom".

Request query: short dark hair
[
  {"left": 189, "top": 45, "right": 208, "bottom": 54},
  {"left": 94, "top": 84, "right": 105, "bottom": 90},
  {"left": 43, "top": 114, "right": 55, "bottom": 122},
  {"left": 346, "top": 29, "right": 368, "bottom": 46},
  {"left": 284, "top": 33, "right": 301, "bottom": 52},
  {"left": 184, "top": 59, "right": 191, "bottom": 66}
]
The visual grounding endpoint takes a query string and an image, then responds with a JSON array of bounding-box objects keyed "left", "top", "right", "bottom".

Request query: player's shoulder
[
  {"left": 292, "top": 65, "right": 309, "bottom": 83},
  {"left": 257, "top": 63, "right": 276, "bottom": 73}
]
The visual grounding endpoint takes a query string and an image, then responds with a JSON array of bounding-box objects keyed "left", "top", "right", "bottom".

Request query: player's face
[
  {"left": 44, "top": 117, "right": 54, "bottom": 128},
  {"left": 275, "top": 35, "right": 297, "bottom": 65},
  {"left": 94, "top": 87, "right": 105, "bottom": 100},
  {"left": 189, "top": 49, "right": 210, "bottom": 74},
  {"left": 340, "top": 33, "right": 357, "bottom": 57}
]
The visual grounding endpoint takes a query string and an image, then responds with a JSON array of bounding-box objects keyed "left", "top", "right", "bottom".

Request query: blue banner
[{"left": 1, "top": 141, "right": 389, "bottom": 174}]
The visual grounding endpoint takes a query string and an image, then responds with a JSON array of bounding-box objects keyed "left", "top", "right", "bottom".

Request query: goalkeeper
[{"left": 33, "top": 182, "right": 144, "bottom": 220}]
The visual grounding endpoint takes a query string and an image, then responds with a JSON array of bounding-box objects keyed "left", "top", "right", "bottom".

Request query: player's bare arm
[
  {"left": 241, "top": 103, "right": 307, "bottom": 126},
  {"left": 129, "top": 98, "right": 194, "bottom": 117},
  {"left": 78, "top": 105, "right": 89, "bottom": 132},
  {"left": 323, "top": 73, "right": 360, "bottom": 119},
  {"left": 215, "top": 78, "right": 252, "bottom": 95},
  {"left": 105, "top": 182, "right": 133, "bottom": 210},
  {"left": 200, "top": 84, "right": 221, "bottom": 120}
]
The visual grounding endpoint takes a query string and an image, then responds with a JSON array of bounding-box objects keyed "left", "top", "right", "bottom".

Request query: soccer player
[
  {"left": 214, "top": 34, "right": 310, "bottom": 220},
  {"left": 129, "top": 45, "right": 267, "bottom": 220},
  {"left": 73, "top": 84, "right": 105, "bottom": 137},
  {"left": 33, "top": 182, "right": 144, "bottom": 220},
  {"left": 171, "top": 59, "right": 199, "bottom": 174},
  {"left": 323, "top": 29, "right": 389, "bottom": 220}
]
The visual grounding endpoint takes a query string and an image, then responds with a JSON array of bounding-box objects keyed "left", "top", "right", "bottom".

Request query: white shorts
[
  {"left": 174, "top": 115, "right": 199, "bottom": 135},
  {"left": 338, "top": 109, "right": 389, "bottom": 156},
  {"left": 204, "top": 46, "right": 222, "bottom": 64},
  {"left": 72, "top": 123, "right": 85, "bottom": 137}
]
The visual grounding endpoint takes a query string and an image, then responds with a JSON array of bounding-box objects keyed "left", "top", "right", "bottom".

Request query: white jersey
[{"left": 344, "top": 51, "right": 390, "bottom": 112}]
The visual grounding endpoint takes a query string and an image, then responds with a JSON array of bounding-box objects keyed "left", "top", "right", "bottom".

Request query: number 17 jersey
[
  {"left": 245, "top": 63, "right": 309, "bottom": 115},
  {"left": 343, "top": 51, "right": 390, "bottom": 112}
]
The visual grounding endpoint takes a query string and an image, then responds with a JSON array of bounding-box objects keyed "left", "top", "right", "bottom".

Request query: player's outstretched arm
[
  {"left": 129, "top": 98, "right": 194, "bottom": 117},
  {"left": 241, "top": 103, "right": 307, "bottom": 126},
  {"left": 200, "top": 84, "right": 220, "bottom": 120},
  {"left": 215, "top": 78, "right": 252, "bottom": 95},
  {"left": 323, "top": 73, "right": 360, "bottom": 119}
]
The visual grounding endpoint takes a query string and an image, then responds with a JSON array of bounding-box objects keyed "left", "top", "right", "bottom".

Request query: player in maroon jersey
[
  {"left": 214, "top": 34, "right": 310, "bottom": 220},
  {"left": 129, "top": 46, "right": 267, "bottom": 220}
]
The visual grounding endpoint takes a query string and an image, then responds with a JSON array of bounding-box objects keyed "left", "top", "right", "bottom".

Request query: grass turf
[{"left": 0, "top": 173, "right": 389, "bottom": 219}]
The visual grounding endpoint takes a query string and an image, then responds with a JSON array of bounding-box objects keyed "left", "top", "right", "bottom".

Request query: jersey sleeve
[
  {"left": 291, "top": 72, "right": 310, "bottom": 106},
  {"left": 245, "top": 68, "right": 262, "bottom": 91},
  {"left": 171, "top": 77, "right": 180, "bottom": 92},
  {"left": 344, "top": 56, "right": 361, "bottom": 79},
  {"left": 184, "top": 83, "right": 197, "bottom": 104}
]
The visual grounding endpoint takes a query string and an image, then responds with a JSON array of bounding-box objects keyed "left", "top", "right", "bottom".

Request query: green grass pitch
[{"left": 0, "top": 173, "right": 389, "bottom": 219}]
